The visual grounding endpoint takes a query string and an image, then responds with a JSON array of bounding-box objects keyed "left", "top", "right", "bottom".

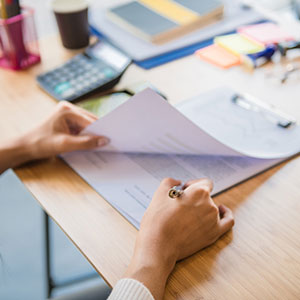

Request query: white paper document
[{"left": 63, "top": 88, "right": 300, "bottom": 228}]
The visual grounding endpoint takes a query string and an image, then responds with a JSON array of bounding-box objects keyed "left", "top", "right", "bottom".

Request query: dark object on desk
[
  {"left": 5, "top": 0, "right": 20, "bottom": 18},
  {"left": 52, "top": 0, "right": 90, "bottom": 49},
  {"left": 278, "top": 40, "right": 300, "bottom": 56},
  {"left": 37, "top": 40, "right": 132, "bottom": 102},
  {"left": 232, "top": 93, "right": 296, "bottom": 129},
  {"left": 243, "top": 45, "right": 276, "bottom": 69}
]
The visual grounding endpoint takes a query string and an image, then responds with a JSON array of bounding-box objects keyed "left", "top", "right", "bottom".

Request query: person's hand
[
  {"left": 125, "top": 178, "right": 234, "bottom": 300},
  {"left": 23, "top": 101, "right": 108, "bottom": 161},
  {"left": 0, "top": 102, "right": 108, "bottom": 174}
]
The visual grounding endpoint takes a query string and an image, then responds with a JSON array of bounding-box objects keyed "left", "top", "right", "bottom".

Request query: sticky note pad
[
  {"left": 195, "top": 44, "right": 241, "bottom": 69},
  {"left": 238, "top": 22, "right": 294, "bottom": 45},
  {"left": 215, "top": 34, "right": 265, "bottom": 55}
]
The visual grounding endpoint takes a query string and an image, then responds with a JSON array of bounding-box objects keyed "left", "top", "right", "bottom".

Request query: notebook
[
  {"left": 107, "top": 0, "right": 224, "bottom": 44},
  {"left": 90, "top": 0, "right": 264, "bottom": 68}
]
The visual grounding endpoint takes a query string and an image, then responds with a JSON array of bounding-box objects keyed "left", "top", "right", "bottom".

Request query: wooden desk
[{"left": 1, "top": 35, "right": 300, "bottom": 299}]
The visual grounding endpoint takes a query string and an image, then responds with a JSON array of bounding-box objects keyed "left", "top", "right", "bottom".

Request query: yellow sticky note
[
  {"left": 139, "top": 0, "right": 198, "bottom": 25},
  {"left": 196, "top": 44, "right": 241, "bottom": 69},
  {"left": 215, "top": 33, "right": 265, "bottom": 55}
]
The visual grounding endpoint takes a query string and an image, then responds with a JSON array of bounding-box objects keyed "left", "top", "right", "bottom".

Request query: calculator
[{"left": 36, "top": 40, "right": 132, "bottom": 102}]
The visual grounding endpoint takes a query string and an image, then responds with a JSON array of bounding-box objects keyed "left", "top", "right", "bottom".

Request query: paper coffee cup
[{"left": 52, "top": 0, "right": 90, "bottom": 49}]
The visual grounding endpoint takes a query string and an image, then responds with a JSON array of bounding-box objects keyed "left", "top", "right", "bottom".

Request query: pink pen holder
[{"left": 0, "top": 7, "right": 41, "bottom": 70}]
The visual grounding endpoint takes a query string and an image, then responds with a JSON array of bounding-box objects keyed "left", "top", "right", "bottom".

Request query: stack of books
[{"left": 107, "top": 0, "right": 224, "bottom": 44}]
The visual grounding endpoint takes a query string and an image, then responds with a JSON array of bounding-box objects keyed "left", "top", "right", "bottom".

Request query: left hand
[{"left": 22, "top": 101, "right": 108, "bottom": 161}]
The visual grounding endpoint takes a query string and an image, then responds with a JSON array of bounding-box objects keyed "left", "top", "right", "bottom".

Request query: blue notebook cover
[{"left": 90, "top": 25, "right": 215, "bottom": 69}]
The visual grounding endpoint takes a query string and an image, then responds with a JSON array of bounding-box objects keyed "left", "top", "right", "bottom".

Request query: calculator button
[
  {"left": 69, "top": 79, "right": 77, "bottom": 86},
  {"left": 61, "top": 88, "right": 75, "bottom": 99},
  {"left": 103, "top": 68, "right": 115, "bottom": 78},
  {"left": 82, "top": 73, "right": 90, "bottom": 79},
  {"left": 97, "top": 73, "right": 105, "bottom": 79},
  {"left": 43, "top": 75, "right": 53, "bottom": 82},
  {"left": 54, "top": 82, "right": 71, "bottom": 95},
  {"left": 77, "top": 75, "right": 85, "bottom": 82},
  {"left": 90, "top": 68, "right": 99, "bottom": 74},
  {"left": 84, "top": 63, "right": 93, "bottom": 70},
  {"left": 81, "top": 82, "right": 89, "bottom": 88}
]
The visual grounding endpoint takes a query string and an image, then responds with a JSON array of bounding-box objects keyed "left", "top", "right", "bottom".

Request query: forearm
[
  {"left": 124, "top": 245, "right": 176, "bottom": 300},
  {"left": 0, "top": 135, "right": 34, "bottom": 174}
]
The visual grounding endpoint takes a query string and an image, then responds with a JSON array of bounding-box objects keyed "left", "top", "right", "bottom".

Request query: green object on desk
[
  {"left": 79, "top": 92, "right": 131, "bottom": 118},
  {"left": 78, "top": 81, "right": 166, "bottom": 118}
]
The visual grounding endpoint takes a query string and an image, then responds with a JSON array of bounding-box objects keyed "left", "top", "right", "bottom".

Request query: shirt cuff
[{"left": 108, "top": 278, "right": 155, "bottom": 300}]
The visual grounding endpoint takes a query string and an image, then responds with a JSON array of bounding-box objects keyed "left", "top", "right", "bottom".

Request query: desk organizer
[{"left": 0, "top": 7, "right": 41, "bottom": 70}]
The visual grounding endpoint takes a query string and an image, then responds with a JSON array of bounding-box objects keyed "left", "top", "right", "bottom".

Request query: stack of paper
[{"left": 63, "top": 88, "right": 300, "bottom": 228}]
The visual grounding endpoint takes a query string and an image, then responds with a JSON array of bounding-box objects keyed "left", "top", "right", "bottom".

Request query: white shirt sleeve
[{"left": 108, "top": 278, "right": 155, "bottom": 300}]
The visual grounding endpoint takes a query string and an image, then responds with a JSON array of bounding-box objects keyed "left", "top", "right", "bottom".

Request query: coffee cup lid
[{"left": 52, "top": 0, "right": 89, "bottom": 14}]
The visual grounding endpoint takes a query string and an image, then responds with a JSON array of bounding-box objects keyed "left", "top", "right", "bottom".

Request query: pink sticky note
[{"left": 238, "top": 22, "right": 294, "bottom": 45}]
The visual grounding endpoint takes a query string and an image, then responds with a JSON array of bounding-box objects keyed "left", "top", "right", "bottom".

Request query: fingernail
[{"left": 97, "top": 137, "right": 109, "bottom": 147}]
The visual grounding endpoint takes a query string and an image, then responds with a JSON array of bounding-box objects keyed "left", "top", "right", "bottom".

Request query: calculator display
[{"left": 88, "top": 43, "right": 131, "bottom": 71}]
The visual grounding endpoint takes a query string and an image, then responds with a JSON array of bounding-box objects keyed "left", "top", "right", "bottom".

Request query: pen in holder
[{"left": 0, "top": 7, "right": 40, "bottom": 70}]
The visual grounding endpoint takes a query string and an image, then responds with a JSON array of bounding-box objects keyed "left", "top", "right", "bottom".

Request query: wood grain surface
[{"left": 0, "top": 35, "right": 300, "bottom": 299}]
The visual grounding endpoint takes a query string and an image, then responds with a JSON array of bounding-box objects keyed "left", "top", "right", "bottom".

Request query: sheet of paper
[
  {"left": 63, "top": 86, "right": 300, "bottom": 228},
  {"left": 83, "top": 88, "right": 244, "bottom": 157},
  {"left": 62, "top": 151, "right": 283, "bottom": 228},
  {"left": 83, "top": 88, "right": 300, "bottom": 159},
  {"left": 176, "top": 87, "right": 300, "bottom": 159}
]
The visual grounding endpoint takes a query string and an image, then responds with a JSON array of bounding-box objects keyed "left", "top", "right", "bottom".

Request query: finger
[
  {"left": 183, "top": 178, "right": 213, "bottom": 190},
  {"left": 184, "top": 178, "right": 213, "bottom": 197},
  {"left": 57, "top": 101, "right": 98, "bottom": 121},
  {"left": 218, "top": 204, "right": 234, "bottom": 236},
  {"left": 57, "top": 135, "right": 109, "bottom": 153},
  {"left": 72, "top": 105, "right": 98, "bottom": 121},
  {"left": 183, "top": 178, "right": 213, "bottom": 191},
  {"left": 159, "top": 178, "right": 182, "bottom": 193},
  {"left": 66, "top": 111, "right": 97, "bottom": 133}
]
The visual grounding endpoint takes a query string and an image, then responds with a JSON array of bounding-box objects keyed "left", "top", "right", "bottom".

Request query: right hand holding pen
[
  {"left": 125, "top": 177, "right": 234, "bottom": 300},
  {"left": 140, "top": 177, "right": 234, "bottom": 262}
]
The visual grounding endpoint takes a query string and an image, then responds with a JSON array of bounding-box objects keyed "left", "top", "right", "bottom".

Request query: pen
[{"left": 0, "top": 0, "right": 7, "bottom": 19}]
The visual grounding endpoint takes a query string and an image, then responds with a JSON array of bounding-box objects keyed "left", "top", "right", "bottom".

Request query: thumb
[
  {"left": 218, "top": 204, "right": 234, "bottom": 236},
  {"left": 58, "top": 135, "right": 109, "bottom": 153}
]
